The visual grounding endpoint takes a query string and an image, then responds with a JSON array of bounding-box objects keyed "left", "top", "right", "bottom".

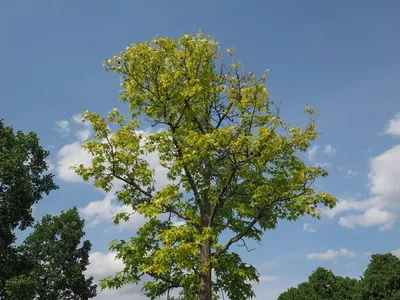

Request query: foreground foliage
[
  {"left": 74, "top": 32, "right": 336, "bottom": 299},
  {"left": 278, "top": 253, "right": 400, "bottom": 300}
]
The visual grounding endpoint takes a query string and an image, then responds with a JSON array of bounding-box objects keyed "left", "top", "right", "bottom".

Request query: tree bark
[
  {"left": 199, "top": 239, "right": 212, "bottom": 300},
  {"left": 199, "top": 158, "right": 212, "bottom": 300}
]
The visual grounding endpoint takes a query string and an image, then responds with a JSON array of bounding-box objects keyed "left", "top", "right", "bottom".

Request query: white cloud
[
  {"left": 385, "top": 113, "right": 400, "bottom": 136},
  {"left": 346, "top": 169, "right": 358, "bottom": 177},
  {"left": 70, "top": 113, "right": 91, "bottom": 141},
  {"left": 369, "top": 145, "right": 400, "bottom": 206},
  {"left": 54, "top": 120, "right": 70, "bottom": 136},
  {"left": 86, "top": 252, "right": 148, "bottom": 300},
  {"left": 79, "top": 191, "right": 147, "bottom": 229},
  {"left": 316, "top": 162, "right": 331, "bottom": 168},
  {"left": 56, "top": 125, "right": 170, "bottom": 188},
  {"left": 143, "top": 146, "right": 171, "bottom": 189},
  {"left": 323, "top": 141, "right": 400, "bottom": 230},
  {"left": 324, "top": 144, "right": 336, "bottom": 157},
  {"left": 259, "top": 275, "right": 280, "bottom": 282},
  {"left": 338, "top": 207, "right": 396, "bottom": 231},
  {"left": 93, "top": 286, "right": 148, "bottom": 300},
  {"left": 325, "top": 117, "right": 400, "bottom": 230},
  {"left": 322, "top": 197, "right": 376, "bottom": 219},
  {"left": 391, "top": 248, "right": 400, "bottom": 258},
  {"left": 56, "top": 142, "right": 93, "bottom": 183},
  {"left": 172, "top": 220, "right": 186, "bottom": 227},
  {"left": 322, "top": 196, "right": 396, "bottom": 231},
  {"left": 307, "top": 145, "right": 319, "bottom": 162},
  {"left": 56, "top": 126, "right": 171, "bottom": 230},
  {"left": 72, "top": 113, "right": 86, "bottom": 125},
  {"left": 361, "top": 251, "right": 373, "bottom": 257},
  {"left": 306, "top": 248, "right": 356, "bottom": 261},
  {"left": 76, "top": 129, "right": 91, "bottom": 141},
  {"left": 54, "top": 113, "right": 91, "bottom": 140},
  {"left": 45, "top": 159, "right": 55, "bottom": 172},
  {"left": 86, "top": 252, "right": 124, "bottom": 279},
  {"left": 303, "top": 223, "right": 316, "bottom": 233}
]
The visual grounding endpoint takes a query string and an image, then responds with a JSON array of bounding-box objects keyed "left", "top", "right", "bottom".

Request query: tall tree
[
  {"left": 4, "top": 208, "right": 97, "bottom": 300},
  {"left": 0, "top": 120, "right": 58, "bottom": 297},
  {"left": 74, "top": 32, "right": 336, "bottom": 299}
]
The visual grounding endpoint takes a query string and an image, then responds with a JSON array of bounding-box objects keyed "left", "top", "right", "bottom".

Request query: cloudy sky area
[{"left": 1, "top": 1, "right": 400, "bottom": 299}]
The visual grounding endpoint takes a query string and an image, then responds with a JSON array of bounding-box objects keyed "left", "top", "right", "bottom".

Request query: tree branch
[{"left": 213, "top": 207, "right": 265, "bottom": 258}]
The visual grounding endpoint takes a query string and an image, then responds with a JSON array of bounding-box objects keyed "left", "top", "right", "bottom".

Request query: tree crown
[{"left": 74, "top": 31, "right": 336, "bottom": 299}]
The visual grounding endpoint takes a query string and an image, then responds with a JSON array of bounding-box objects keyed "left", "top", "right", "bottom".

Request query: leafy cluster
[
  {"left": 278, "top": 253, "right": 400, "bottom": 300},
  {"left": 0, "top": 120, "right": 58, "bottom": 248},
  {"left": 74, "top": 32, "right": 336, "bottom": 299}
]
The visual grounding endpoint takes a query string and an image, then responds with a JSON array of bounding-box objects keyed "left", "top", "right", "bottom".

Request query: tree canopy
[
  {"left": 0, "top": 120, "right": 58, "bottom": 297},
  {"left": 74, "top": 31, "right": 337, "bottom": 299},
  {"left": 4, "top": 208, "right": 97, "bottom": 300},
  {"left": 278, "top": 253, "right": 400, "bottom": 300},
  {"left": 0, "top": 120, "right": 96, "bottom": 300},
  {"left": 359, "top": 253, "right": 400, "bottom": 299}
]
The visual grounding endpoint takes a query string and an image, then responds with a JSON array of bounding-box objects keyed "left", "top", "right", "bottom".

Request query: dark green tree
[
  {"left": 359, "top": 253, "right": 400, "bottom": 300},
  {"left": 279, "top": 253, "right": 400, "bottom": 300},
  {"left": 0, "top": 120, "right": 58, "bottom": 297},
  {"left": 278, "top": 282, "right": 315, "bottom": 300},
  {"left": 308, "top": 267, "right": 337, "bottom": 299},
  {"left": 333, "top": 276, "right": 359, "bottom": 300},
  {"left": 4, "top": 208, "right": 97, "bottom": 300},
  {"left": 278, "top": 267, "right": 359, "bottom": 300}
]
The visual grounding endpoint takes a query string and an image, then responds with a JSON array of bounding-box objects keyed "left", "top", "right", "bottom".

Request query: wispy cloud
[
  {"left": 303, "top": 223, "right": 316, "bottom": 233},
  {"left": 306, "top": 248, "right": 356, "bottom": 261},
  {"left": 45, "top": 158, "right": 55, "bottom": 172},
  {"left": 323, "top": 116, "right": 400, "bottom": 230},
  {"left": 361, "top": 251, "right": 372, "bottom": 257},
  {"left": 79, "top": 190, "right": 147, "bottom": 229},
  {"left": 391, "top": 248, "right": 400, "bottom": 258},
  {"left": 85, "top": 252, "right": 149, "bottom": 300},
  {"left": 76, "top": 129, "right": 91, "bottom": 141},
  {"left": 307, "top": 145, "right": 319, "bottom": 162},
  {"left": 259, "top": 275, "right": 280, "bottom": 282},
  {"left": 57, "top": 141, "right": 93, "bottom": 183},
  {"left": 338, "top": 207, "right": 395, "bottom": 231},
  {"left": 54, "top": 120, "right": 70, "bottom": 136},
  {"left": 324, "top": 144, "right": 336, "bottom": 157},
  {"left": 346, "top": 169, "right": 358, "bottom": 178},
  {"left": 385, "top": 112, "right": 400, "bottom": 136}
]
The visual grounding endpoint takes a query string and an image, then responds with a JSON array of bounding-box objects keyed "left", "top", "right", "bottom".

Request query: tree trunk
[
  {"left": 199, "top": 159, "right": 212, "bottom": 300},
  {"left": 199, "top": 239, "right": 212, "bottom": 300}
]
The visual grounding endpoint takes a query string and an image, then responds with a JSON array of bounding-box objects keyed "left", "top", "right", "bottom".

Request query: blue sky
[{"left": 2, "top": 1, "right": 400, "bottom": 299}]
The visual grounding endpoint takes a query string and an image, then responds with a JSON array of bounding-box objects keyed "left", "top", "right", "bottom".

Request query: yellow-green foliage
[{"left": 73, "top": 31, "right": 336, "bottom": 300}]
